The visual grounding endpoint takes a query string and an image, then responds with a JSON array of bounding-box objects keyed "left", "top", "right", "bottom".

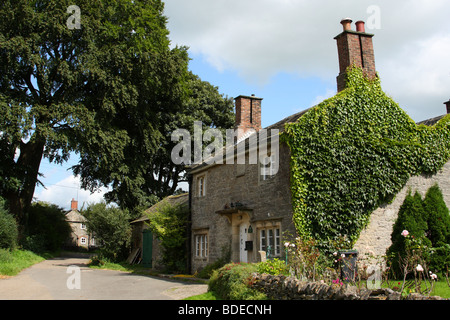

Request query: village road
[{"left": 0, "top": 255, "right": 207, "bottom": 300}]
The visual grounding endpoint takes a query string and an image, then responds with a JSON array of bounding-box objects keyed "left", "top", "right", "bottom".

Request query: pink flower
[
  {"left": 401, "top": 230, "right": 409, "bottom": 237},
  {"left": 416, "top": 264, "right": 424, "bottom": 272}
]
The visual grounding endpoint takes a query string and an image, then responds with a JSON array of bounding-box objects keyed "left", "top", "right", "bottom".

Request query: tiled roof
[{"left": 130, "top": 193, "right": 189, "bottom": 224}]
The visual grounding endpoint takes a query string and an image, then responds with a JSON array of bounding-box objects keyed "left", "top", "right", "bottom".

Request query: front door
[{"left": 239, "top": 223, "right": 248, "bottom": 263}]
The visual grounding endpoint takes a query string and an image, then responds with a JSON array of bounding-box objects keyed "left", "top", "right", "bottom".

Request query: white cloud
[
  {"left": 34, "top": 175, "right": 109, "bottom": 211},
  {"left": 380, "top": 33, "right": 450, "bottom": 120},
  {"left": 164, "top": 0, "right": 450, "bottom": 120}
]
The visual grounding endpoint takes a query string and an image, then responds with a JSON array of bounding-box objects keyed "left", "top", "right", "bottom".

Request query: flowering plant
[
  {"left": 284, "top": 236, "right": 323, "bottom": 282},
  {"left": 397, "top": 230, "right": 437, "bottom": 296}
]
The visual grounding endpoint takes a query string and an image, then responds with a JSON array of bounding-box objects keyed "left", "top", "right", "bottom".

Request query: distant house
[
  {"left": 130, "top": 193, "right": 189, "bottom": 269},
  {"left": 65, "top": 199, "right": 95, "bottom": 249}
]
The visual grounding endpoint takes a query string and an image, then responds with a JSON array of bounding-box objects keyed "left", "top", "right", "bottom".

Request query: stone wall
[
  {"left": 354, "top": 161, "right": 450, "bottom": 262},
  {"left": 250, "top": 273, "right": 447, "bottom": 300}
]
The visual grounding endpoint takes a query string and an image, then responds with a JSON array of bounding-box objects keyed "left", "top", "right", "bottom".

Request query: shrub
[
  {"left": 0, "top": 198, "right": 18, "bottom": 250},
  {"left": 423, "top": 184, "right": 450, "bottom": 247},
  {"left": 388, "top": 185, "right": 450, "bottom": 277},
  {"left": 20, "top": 234, "right": 47, "bottom": 253},
  {"left": 145, "top": 202, "right": 188, "bottom": 273},
  {"left": 197, "top": 260, "right": 226, "bottom": 279},
  {"left": 208, "top": 263, "right": 266, "bottom": 300},
  {"left": 257, "top": 258, "right": 289, "bottom": 276},
  {"left": 196, "top": 246, "right": 231, "bottom": 279},
  {"left": 387, "top": 190, "right": 430, "bottom": 276},
  {"left": 23, "top": 201, "right": 72, "bottom": 252},
  {"left": 85, "top": 202, "right": 131, "bottom": 262},
  {"left": 429, "top": 245, "right": 450, "bottom": 276}
]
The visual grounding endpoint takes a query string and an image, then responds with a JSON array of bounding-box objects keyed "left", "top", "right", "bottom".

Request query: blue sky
[
  {"left": 188, "top": 53, "right": 336, "bottom": 128},
  {"left": 33, "top": 0, "right": 450, "bottom": 210}
]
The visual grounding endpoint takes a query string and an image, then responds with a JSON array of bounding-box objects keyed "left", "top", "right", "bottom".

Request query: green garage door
[{"left": 142, "top": 229, "right": 153, "bottom": 268}]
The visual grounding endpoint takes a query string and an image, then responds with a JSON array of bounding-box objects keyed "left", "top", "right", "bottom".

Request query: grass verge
[
  {"left": 183, "top": 291, "right": 219, "bottom": 300},
  {"left": 0, "top": 249, "right": 52, "bottom": 277},
  {"left": 385, "top": 279, "right": 450, "bottom": 299}
]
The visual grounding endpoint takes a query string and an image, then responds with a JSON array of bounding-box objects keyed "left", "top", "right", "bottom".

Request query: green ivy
[{"left": 282, "top": 67, "right": 450, "bottom": 253}]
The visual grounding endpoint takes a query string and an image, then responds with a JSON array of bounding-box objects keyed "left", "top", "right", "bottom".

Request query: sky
[{"left": 33, "top": 0, "right": 450, "bottom": 211}]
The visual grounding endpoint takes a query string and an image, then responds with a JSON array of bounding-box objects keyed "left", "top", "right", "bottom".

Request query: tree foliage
[
  {"left": 0, "top": 0, "right": 234, "bottom": 226},
  {"left": 282, "top": 67, "right": 450, "bottom": 252},
  {"left": 423, "top": 184, "right": 450, "bottom": 247},
  {"left": 145, "top": 199, "right": 189, "bottom": 273},
  {"left": 0, "top": 197, "right": 18, "bottom": 250},
  {"left": 84, "top": 202, "right": 131, "bottom": 261},
  {"left": 387, "top": 185, "right": 450, "bottom": 276},
  {"left": 23, "top": 201, "right": 72, "bottom": 252}
]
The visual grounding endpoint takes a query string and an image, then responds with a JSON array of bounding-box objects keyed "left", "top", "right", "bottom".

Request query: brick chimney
[
  {"left": 234, "top": 94, "right": 263, "bottom": 140},
  {"left": 445, "top": 99, "right": 450, "bottom": 114},
  {"left": 71, "top": 198, "right": 78, "bottom": 211},
  {"left": 335, "top": 18, "right": 376, "bottom": 92}
]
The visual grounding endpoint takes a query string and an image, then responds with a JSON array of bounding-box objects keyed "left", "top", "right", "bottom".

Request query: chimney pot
[
  {"left": 71, "top": 198, "right": 78, "bottom": 211},
  {"left": 335, "top": 18, "right": 376, "bottom": 92},
  {"left": 355, "top": 20, "right": 365, "bottom": 33},
  {"left": 444, "top": 99, "right": 450, "bottom": 114},
  {"left": 340, "top": 18, "right": 353, "bottom": 31}
]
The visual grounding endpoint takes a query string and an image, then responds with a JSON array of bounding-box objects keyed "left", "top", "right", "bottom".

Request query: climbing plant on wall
[{"left": 282, "top": 67, "right": 450, "bottom": 253}]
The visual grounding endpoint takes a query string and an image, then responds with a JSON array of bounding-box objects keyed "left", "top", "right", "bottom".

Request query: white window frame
[
  {"left": 259, "top": 227, "right": 281, "bottom": 257},
  {"left": 197, "top": 175, "right": 206, "bottom": 197},
  {"left": 195, "top": 234, "right": 208, "bottom": 258},
  {"left": 80, "top": 237, "right": 87, "bottom": 245}
]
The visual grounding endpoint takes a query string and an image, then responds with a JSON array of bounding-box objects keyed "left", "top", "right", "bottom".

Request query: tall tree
[
  {"left": 0, "top": 0, "right": 189, "bottom": 226},
  {"left": 102, "top": 71, "right": 235, "bottom": 210},
  {"left": 0, "top": 0, "right": 235, "bottom": 227},
  {"left": 423, "top": 184, "right": 450, "bottom": 247}
]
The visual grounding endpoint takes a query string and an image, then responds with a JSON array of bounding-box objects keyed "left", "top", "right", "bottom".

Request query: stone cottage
[
  {"left": 188, "top": 19, "right": 450, "bottom": 273},
  {"left": 65, "top": 199, "right": 95, "bottom": 249}
]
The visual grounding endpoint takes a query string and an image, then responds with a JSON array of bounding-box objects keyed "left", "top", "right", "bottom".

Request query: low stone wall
[{"left": 250, "top": 273, "right": 447, "bottom": 300}]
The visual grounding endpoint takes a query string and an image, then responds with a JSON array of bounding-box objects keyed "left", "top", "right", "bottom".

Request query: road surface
[{"left": 0, "top": 255, "right": 207, "bottom": 300}]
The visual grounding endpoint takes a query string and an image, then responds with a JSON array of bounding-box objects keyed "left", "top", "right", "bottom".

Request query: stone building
[
  {"left": 188, "top": 19, "right": 450, "bottom": 273},
  {"left": 65, "top": 199, "right": 95, "bottom": 249},
  {"left": 130, "top": 193, "right": 189, "bottom": 269}
]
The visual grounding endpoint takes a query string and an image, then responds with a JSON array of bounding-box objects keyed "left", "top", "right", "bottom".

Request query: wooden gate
[{"left": 142, "top": 229, "right": 153, "bottom": 268}]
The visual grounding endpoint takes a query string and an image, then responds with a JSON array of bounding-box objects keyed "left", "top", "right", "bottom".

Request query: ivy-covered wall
[{"left": 282, "top": 67, "right": 450, "bottom": 253}]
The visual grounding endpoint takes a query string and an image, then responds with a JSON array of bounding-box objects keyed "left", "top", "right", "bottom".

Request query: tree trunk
[{"left": 5, "top": 137, "right": 46, "bottom": 234}]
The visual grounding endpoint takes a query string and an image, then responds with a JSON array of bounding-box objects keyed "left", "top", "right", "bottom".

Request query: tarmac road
[{"left": 0, "top": 255, "right": 207, "bottom": 300}]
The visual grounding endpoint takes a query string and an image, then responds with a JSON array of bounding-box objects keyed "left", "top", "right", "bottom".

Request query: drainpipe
[{"left": 187, "top": 173, "right": 193, "bottom": 274}]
